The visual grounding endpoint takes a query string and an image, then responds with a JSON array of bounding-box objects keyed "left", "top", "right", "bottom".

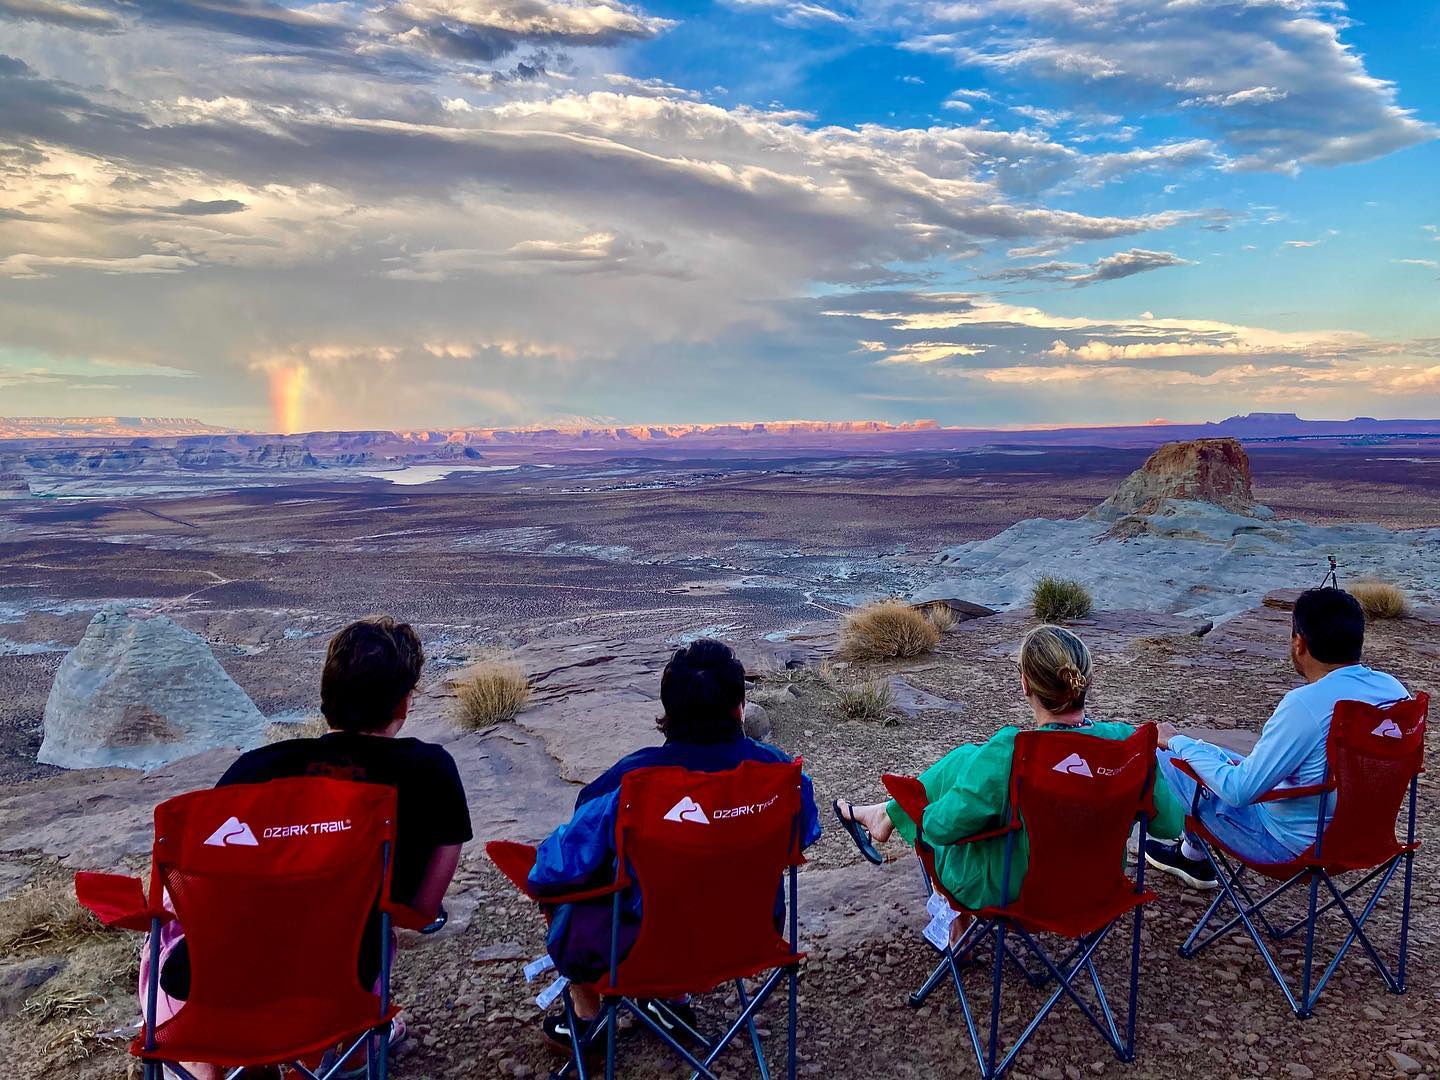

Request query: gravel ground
[{"left": 4, "top": 603, "right": 1434, "bottom": 1080}]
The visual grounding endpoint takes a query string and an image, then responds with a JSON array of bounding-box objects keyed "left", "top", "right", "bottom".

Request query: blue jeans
[{"left": 1156, "top": 751, "right": 1299, "bottom": 865}]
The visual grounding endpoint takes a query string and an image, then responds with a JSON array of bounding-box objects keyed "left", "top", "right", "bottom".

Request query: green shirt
[{"left": 885, "top": 721, "right": 1184, "bottom": 910}]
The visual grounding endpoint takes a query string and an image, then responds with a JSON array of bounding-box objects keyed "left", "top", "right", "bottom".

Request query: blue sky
[{"left": 0, "top": 0, "right": 1436, "bottom": 431}]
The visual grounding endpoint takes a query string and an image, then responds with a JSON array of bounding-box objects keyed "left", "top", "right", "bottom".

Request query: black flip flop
[{"left": 833, "top": 799, "right": 884, "bottom": 865}]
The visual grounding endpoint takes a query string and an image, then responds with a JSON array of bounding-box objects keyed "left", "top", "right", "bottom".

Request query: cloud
[
  {"left": 1065, "top": 248, "right": 1190, "bottom": 286},
  {"left": 1395, "top": 258, "right": 1438, "bottom": 270},
  {"left": 0, "top": 0, "right": 117, "bottom": 29},
  {"left": 903, "top": 0, "right": 1437, "bottom": 171}
]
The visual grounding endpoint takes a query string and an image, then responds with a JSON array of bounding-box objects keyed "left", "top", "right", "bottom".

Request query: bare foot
[{"left": 840, "top": 801, "right": 896, "bottom": 845}]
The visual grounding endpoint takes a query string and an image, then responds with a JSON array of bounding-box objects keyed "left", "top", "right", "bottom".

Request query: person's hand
[{"left": 1155, "top": 721, "right": 1179, "bottom": 750}]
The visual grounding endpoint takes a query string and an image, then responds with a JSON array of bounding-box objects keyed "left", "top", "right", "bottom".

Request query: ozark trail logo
[
  {"left": 204, "top": 816, "right": 259, "bottom": 847},
  {"left": 1372, "top": 718, "right": 1403, "bottom": 739},
  {"left": 664, "top": 796, "right": 710, "bottom": 825},
  {"left": 1052, "top": 753, "right": 1093, "bottom": 778}
]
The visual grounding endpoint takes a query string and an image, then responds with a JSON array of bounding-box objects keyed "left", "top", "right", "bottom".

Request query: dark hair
[
  {"left": 321, "top": 616, "right": 425, "bottom": 733},
  {"left": 1293, "top": 588, "right": 1364, "bottom": 665},
  {"left": 658, "top": 639, "right": 746, "bottom": 744}
]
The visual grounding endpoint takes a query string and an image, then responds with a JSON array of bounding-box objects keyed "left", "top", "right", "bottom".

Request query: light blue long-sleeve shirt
[{"left": 1169, "top": 665, "right": 1409, "bottom": 855}]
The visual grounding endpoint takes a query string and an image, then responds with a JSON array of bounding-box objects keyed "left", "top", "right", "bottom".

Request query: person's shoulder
[
  {"left": 218, "top": 739, "right": 302, "bottom": 784},
  {"left": 1086, "top": 720, "right": 1139, "bottom": 739},
  {"left": 390, "top": 736, "right": 461, "bottom": 772},
  {"left": 742, "top": 738, "right": 794, "bottom": 764},
  {"left": 1360, "top": 667, "right": 1409, "bottom": 697}
]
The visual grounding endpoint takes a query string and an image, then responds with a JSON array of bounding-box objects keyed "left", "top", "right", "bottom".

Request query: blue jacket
[{"left": 530, "top": 735, "right": 823, "bottom": 896}]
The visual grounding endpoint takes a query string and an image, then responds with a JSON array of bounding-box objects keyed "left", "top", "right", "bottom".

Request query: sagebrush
[
  {"left": 1030, "top": 576, "right": 1094, "bottom": 622},
  {"left": 838, "top": 601, "right": 940, "bottom": 661},
  {"left": 455, "top": 659, "right": 532, "bottom": 727}
]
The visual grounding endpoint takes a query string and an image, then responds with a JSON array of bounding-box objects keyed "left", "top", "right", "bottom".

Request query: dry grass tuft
[
  {"left": 0, "top": 885, "right": 104, "bottom": 953},
  {"left": 264, "top": 714, "right": 330, "bottom": 743},
  {"left": 925, "top": 604, "right": 959, "bottom": 632},
  {"left": 455, "top": 657, "right": 532, "bottom": 728},
  {"left": 838, "top": 601, "right": 941, "bottom": 661},
  {"left": 1031, "top": 576, "right": 1094, "bottom": 622},
  {"left": 1347, "top": 579, "right": 1410, "bottom": 620},
  {"left": 838, "top": 679, "right": 896, "bottom": 724}
]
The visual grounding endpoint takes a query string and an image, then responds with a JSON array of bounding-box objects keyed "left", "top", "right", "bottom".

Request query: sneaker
[
  {"left": 639, "top": 998, "right": 702, "bottom": 1044},
  {"left": 542, "top": 1012, "right": 602, "bottom": 1057},
  {"left": 1144, "top": 838, "right": 1218, "bottom": 890}
]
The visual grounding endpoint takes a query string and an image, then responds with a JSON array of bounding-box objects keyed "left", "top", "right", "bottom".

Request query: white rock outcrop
[
  {"left": 38, "top": 608, "right": 266, "bottom": 770},
  {"left": 918, "top": 440, "right": 1439, "bottom": 620}
]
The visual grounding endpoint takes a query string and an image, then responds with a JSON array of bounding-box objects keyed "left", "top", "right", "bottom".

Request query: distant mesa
[
  {"left": 0, "top": 473, "right": 31, "bottom": 499},
  {"left": 1090, "top": 437, "right": 1262, "bottom": 522},
  {"left": 38, "top": 608, "right": 266, "bottom": 771},
  {"left": 0, "top": 416, "right": 235, "bottom": 439}
]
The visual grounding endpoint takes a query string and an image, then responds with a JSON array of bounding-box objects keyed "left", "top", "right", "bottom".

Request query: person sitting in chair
[
  {"left": 1146, "top": 587, "right": 1410, "bottom": 888},
  {"left": 530, "top": 639, "right": 822, "bottom": 1054},
  {"left": 833, "top": 624, "right": 1184, "bottom": 922},
  {"left": 141, "top": 616, "right": 472, "bottom": 1078}
]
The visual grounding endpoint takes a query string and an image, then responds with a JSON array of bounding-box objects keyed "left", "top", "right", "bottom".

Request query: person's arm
[
  {"left": 1169, "top": 695, "right": 1315, "bottom": 807},
  {"left": 921, "top": 731, "right": 1015, "bottom": 846},
  {"left": 798, "top": 771, "right": 822, "bottom": 849},
  {"left": 528, "top": 791, "right": 621, "bottom": 895},
  {"left": 410, "top": 843, "right": 462, "bottom": 919}
]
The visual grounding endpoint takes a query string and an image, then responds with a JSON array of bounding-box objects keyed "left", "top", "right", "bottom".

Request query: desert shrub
[
  {"left": 263, "top": 714, "right": 329, "bottom": 742},
  {"left": 1347, "top": 580, "right": 1410, "bottom": 620},
  {"left": 925, "top": 604, "right": 959, "bottom": 632},
  {"left": 1030, "top": 576, "right": 1094, "bottom": 622},
  {"left": 0, "top": 885, "right": 103, "bottom": 953},
  {"left": 455, "top": 658, "right": 531, "bottom": 728},
  {"left": 838, "top": 679, "right": 895, "bottom": 724},
  {"left": 838, "top": 601, "right": 941, "bottom": 661}
]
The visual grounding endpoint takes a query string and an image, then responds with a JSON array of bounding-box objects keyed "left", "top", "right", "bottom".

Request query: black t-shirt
[{"left": 217, "top": 732, "right": 473, "bottom": 905}]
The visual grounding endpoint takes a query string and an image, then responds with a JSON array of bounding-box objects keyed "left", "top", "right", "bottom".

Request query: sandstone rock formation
[
  {"left": 1090, "top": 438, "right": 1261, "bottom": 521},
  {"left": 0, "top": 474, "right": 29, "bottom": 499},
  {"left": 38, "top": 609, "right": 266, "bottom": 770},
  {"left": 920, "top": 440, "right": 1440, "bottom": 619}
]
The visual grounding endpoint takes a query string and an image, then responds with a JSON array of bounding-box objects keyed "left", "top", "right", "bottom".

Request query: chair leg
[
  {"left": 1398, "top": 849, "right": 1415, "bottom": 994},
  {"left": 985, "top": 922, "right": 1006, "bottom": 1079},
  {"left": 562, "top": 988, "right": 589, "bottom": 1080},
  {"left": 1299, "top": 872, "right": 1321, "bottom": 1018},
  {"left": 787, "top": 966, "right": 798, "bottom": 1080},
  {"left": 734, "top": 979, "right": 771, "bottom": 1080},
  {"left": 604, "top": 1000, "right": 619, "bottom": 1080},
  {"left": 1123, "top": 904, "right": 1143, "bottom": 1062}
]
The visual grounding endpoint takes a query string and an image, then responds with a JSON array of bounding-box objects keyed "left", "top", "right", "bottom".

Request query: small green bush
[
  {"left": 1030, "top": 576, "right": 1094, "bottom": 622},
  {"left": 838, "top": 678, "right": 896, "bottom": 724}
]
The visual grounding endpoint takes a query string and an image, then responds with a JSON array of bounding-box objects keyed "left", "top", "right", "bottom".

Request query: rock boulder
[
  {"left": 38, "top": 608, "right": 266, "bottom": 770},
  {"left": 1090, "top": 438, "right": 1259, "bottom": 521}
]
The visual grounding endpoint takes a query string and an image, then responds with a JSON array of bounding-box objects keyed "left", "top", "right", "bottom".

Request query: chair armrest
[
  {"left": 74, "top": 872, "right": 168, "bottom": 932},
  {"left": 881, "top": 773, "right": 1014, "bottom": 847},
  {"left": 484, "top": 840, "right": 626, "bottom": 905},
  {"left": 881, "top": 774, "right": 929, "bottom": 839},
  {"left": 1253, "top": 782, "right": 1334, "bottom": 804},
  {"left": 383, "top": 900, "right": 447, "bottom": 934},
  {"left": 1171, "top": 756, "right": 1333, "bottom": 806}
]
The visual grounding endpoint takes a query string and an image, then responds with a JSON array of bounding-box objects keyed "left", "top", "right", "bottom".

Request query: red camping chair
[
  {"left": 74, "top": 777, "right": 438, "bottom": 1080},
  {"left": 1176, "top": 695, "right": 1428, "bottom": 1017},
  {"left": 488, "top": 760, "right": 805, "bottom": 1080},
  {"left": 883, "top": 725, "right": 1159, "bottom": 1080}
]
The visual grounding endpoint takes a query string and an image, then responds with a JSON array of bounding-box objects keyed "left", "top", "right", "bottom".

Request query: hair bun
[{"left": 1060, "top": 664, "right": 1088, "bottom": 697}]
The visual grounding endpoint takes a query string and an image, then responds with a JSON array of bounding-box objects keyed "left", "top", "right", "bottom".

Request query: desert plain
[{"left": 0, "top": 435, "right": 1438, "bottom": 1079}]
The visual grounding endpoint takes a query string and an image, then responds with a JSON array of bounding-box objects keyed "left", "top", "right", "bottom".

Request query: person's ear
[
  {"left": 1291, "top": 632, "right": 1308, "bottom": 659},
  {"left": 1019, "top": 671, "right": 1031, "bottom": 697},
  {"left": 394, "top": 691, "right": 412, "bottom": 722}
]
